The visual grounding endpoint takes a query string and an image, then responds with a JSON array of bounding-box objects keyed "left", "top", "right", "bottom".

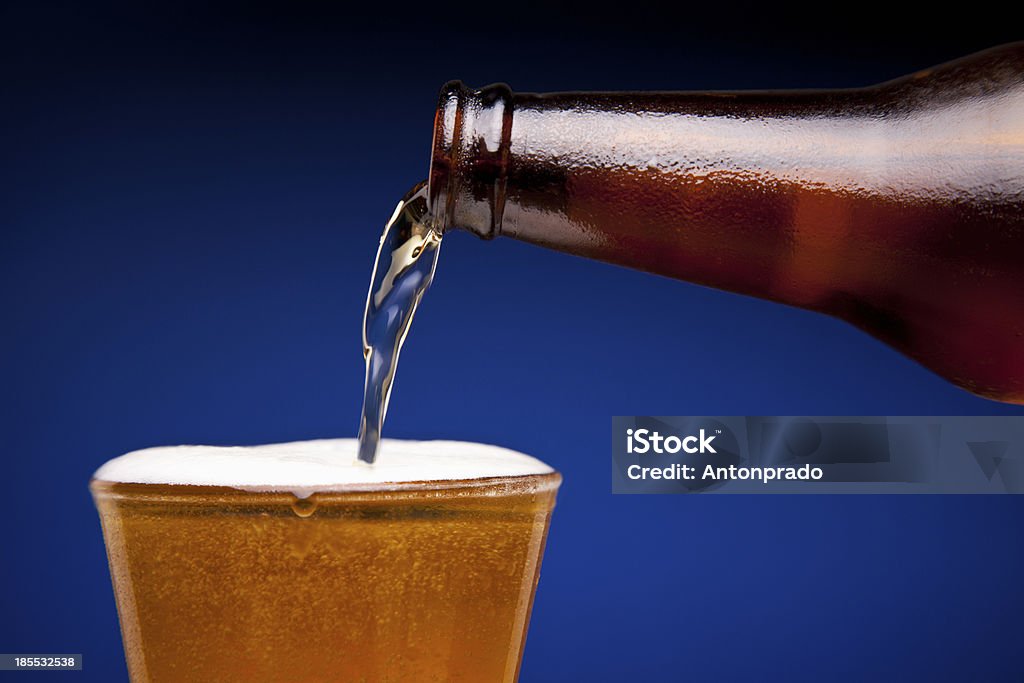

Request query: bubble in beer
[{"left": 290, "top": 495, "right": 319, "bottom": 518}]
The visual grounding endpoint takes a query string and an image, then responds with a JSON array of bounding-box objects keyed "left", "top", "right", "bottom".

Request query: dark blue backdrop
[{"left": 3, "top": 2, "right": 1022, "bottom": 681}]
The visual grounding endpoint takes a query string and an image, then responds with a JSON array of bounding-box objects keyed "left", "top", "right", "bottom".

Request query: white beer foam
[{"left": 94, "top": 438, "right": 553, "bottom": 497}]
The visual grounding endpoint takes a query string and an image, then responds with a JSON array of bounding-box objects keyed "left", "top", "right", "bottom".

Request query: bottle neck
[
  {"left": 428, "top": 81, "right": 886, "bottom": 243},
  {"left": 428, "top": 81, "right": 513, "bottom": 239},
  {"left": 427, "top": 43, "right": 1024, "bottom": 246}
]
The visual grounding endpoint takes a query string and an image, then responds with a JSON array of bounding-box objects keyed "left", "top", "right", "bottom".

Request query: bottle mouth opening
[{"left": 428, "top": 80, "right": 513, "bottom": 239}]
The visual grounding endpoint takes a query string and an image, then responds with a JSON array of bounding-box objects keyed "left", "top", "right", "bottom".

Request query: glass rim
[{"left": 89, "top": 470, "right": 562, "bottom": 504}]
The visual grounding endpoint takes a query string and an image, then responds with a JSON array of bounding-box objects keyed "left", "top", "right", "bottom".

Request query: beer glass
[{"left": 91, "top": 440, "right": 560, "bottom": 682}]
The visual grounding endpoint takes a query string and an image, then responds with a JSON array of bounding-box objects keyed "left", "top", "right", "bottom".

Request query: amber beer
[
  {"left": 91, "top": 440, "right": 560, "bottom": 682},
  {"left": 429, "top": 43, "right": 1024, "bottom": 403}
]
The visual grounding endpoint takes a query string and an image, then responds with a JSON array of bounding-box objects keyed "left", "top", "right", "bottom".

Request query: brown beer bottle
[{"left": 428, "top": 43, "right": 1024, "bottom": 404}]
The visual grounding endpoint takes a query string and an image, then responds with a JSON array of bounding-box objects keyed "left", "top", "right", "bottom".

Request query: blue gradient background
[{"left": 3, "top": 2, "right": 1023, "bottom": 681}]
